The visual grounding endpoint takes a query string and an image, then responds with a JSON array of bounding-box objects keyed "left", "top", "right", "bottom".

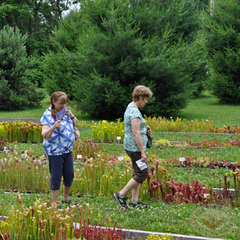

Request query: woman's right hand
[
  {"left": 141, "top": 151, "right": 148, "bottom": 163},
  {"left": 42, "top": 120, "right": 61, "bottom": 139},
  {"left": 53, "top": 120, "right": 61, "bottom": 129}
]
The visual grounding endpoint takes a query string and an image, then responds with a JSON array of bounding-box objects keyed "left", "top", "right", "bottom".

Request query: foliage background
[{"left": 1, "top": 0, "right": 240, "bottom": 119}]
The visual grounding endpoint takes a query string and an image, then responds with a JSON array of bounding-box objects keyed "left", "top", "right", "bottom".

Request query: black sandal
[{"left": 113, "top": 191, "right": 128, "bottom": 208}]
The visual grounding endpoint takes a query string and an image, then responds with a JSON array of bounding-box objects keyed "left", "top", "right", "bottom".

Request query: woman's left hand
[
  {"left": 147, "top": 128, "right": 152, "bottom": 136},
  {"left": 66, "top": 107, "right": 73, "bottom": 117}
]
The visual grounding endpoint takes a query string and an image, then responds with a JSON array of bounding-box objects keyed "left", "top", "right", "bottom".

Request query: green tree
[
  {"left": 0, "top": 0, "right": 76, "bottom": 56},
  {"left": 0, "top": 25, "right": 45, "bottom": 110},
  {"left": 203, "top": 0, "right": 240, "bottom": 103},
  {"left": 43, "top": 0, "right": 207, "bottom": 119}
]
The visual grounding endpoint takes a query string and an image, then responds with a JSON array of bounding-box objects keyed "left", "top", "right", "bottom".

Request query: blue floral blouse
[
  {"left": 123, "top": 103, "right": 147, "bottom": 152},
  {"left": 40, "top": 109, "right": 75, "bottom": 156}
]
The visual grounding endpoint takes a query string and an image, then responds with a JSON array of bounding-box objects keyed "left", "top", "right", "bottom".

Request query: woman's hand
[
  {"left": 141, "top": 151, "right": 148, "bottom": 163},
  {"left": 42, "top": 120, "right": 61, "bottom": 139},
  {"left": 66, "top": 107, "right": 73, "bottom": 117},
  {"left": 147, "top": 128, "right": 152, "bottom": 136},
  {"left": 66, "top": 107, "right": 78, "bottom": 127},
  {"left": 53, "top": 120, "right": 61, "bottom": 129}
]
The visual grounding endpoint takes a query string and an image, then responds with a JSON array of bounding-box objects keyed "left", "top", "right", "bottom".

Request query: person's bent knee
[{"left": 133, "top": 170, "right": 149, "bottom": 184}]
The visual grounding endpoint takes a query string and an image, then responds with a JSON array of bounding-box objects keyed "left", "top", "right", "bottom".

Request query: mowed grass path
[{"left": 176, "top": 91, "right": 240, "bottom": 128}]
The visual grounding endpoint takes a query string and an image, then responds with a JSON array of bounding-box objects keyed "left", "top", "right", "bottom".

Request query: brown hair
[
  {"left": 50, "top": 91, "right": 68, "bottom": 120},
  {"left": 132, "top": 85, "right": 153, "bottom": 101}
]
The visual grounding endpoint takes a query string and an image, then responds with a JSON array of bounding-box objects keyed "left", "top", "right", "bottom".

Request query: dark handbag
[
  {"left": 146, "top": 125, "right": 152, "bottom": 148},
  {"left": 146, "top": 135, "right": 152, "bottom": 148}
]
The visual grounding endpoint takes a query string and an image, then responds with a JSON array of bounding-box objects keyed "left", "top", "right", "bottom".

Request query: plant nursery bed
[{"left": 0, "top": 216, "right": 225, "bottom": 240}]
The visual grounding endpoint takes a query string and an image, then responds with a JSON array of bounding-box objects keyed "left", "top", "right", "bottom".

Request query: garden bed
[{"left": 0, "top": 215, "right": 226, "bottom": 240}]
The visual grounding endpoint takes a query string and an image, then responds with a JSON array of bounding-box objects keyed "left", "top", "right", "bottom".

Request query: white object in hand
[{"left": 136, "top": 159, "right": 148, "bottom": 170}]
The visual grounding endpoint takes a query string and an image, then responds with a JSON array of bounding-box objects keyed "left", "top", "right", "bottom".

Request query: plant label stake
[
  {"left": 117, "top": 136, "right": 121, "bottom": 144},
  {"left": 118, "top": 156, "right": 123, "bottom": 161},
  {"left": 179, "top": 157, "right": 185, "bottom": 166},
  {"left": 77, "top": 155, "right": 82, "bottom": 159}
]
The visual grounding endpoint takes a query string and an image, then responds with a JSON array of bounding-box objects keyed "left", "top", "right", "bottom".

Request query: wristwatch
[{"left": 71, "top": 115, "right": 75, "bottom": 120}]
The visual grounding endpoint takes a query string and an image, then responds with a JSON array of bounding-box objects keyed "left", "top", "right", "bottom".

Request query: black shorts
[
  {"left": 48, "top": 152, "right": 74, "bottom": 190},
  {"left": 125, "top": 149, "right": 149, "bottom": 184}
]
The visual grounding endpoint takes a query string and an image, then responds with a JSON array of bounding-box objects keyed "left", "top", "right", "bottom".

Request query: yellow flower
[
  {"left": 90, "top": 210, "right": 93, "bottom": 215},
  {"left": 230, "top": 171, "right": 233, "bottom": 176},
  {"left": 98, "top": 212, "right": 101, "bottom": 218}
]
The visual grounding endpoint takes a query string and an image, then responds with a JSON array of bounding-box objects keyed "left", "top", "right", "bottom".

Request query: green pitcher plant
[
  {"left": 90, "top": 119, "right": 124, "bottom": 143},
  {"left": 144, "top": 116, "right": 214, "bottom": 132},
  {"left": 0, "top": 120, "right": 43, "bottom": 143}
]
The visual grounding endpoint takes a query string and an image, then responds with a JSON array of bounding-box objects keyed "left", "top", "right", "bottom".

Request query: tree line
[{"left": 0, "top": 0, "right": 239, "bottom": 119}]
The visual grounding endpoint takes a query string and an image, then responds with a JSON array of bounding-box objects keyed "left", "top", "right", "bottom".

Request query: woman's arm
[
  {"left": 131, "top": 118, "right": 147, "bottom": 162},
  {"left": 42, "top": 121, "right": 61, "bottom": 139}
]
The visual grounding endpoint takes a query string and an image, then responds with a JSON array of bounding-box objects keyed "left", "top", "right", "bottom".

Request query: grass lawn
[
  {"left": 175, "top": 91, "right": 240, "bottom": 128},
  {"left": 1, "top": 91, "right": 240, "bottom": 239}
]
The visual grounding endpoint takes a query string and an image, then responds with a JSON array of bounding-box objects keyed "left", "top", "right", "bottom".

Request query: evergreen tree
[
  {"left": 0, "top": 25, "right": 45, "bottom": 110},
  {"left": 203, "top": 0, "right": 240, "bottom": 103}
]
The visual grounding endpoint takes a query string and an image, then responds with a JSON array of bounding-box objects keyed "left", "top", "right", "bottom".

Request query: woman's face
[
  {"left": 52, "top": 97, "right": 67, "bottom": 112},
  {"left": 139, "top": 96, "right": 148, "bottom": 108}
]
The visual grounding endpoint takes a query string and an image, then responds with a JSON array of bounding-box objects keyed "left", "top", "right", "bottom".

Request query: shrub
[{"left": 0, "top": 25, "right": 45, "bottom": 110}]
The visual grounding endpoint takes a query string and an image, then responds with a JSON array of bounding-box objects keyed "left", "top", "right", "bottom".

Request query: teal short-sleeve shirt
[{"left": 123, "top": 103, "right": 147, "bottom": 152}]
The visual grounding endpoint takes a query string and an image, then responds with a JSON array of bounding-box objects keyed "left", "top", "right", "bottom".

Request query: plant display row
[
  {"left": 1, "top": 146, "right": 240, "bottom": 208},
  {"left": 145, "top": 159, "right": 240, "bottom": 206},
  {"left": 155, "top": 137, "right": 240, "bottom": 148},
  {"left": 156, "top": 156, "right": 239, "bottom": 169},
  {"left": 1, "top": 195, "right": 125, "bottom": 240},
  {"left": 0, "top": 120, "right": 43, "bottom": 143},
  {"left": 145, "top": 116, "right": 240, "bottom": 133},
  {"left": 0, "top": 120, "right": 88, "bottom": 144},
  {"left": 3, "top": 116, "right": 239, "bottom": 145},
  {"left": 0, "top": 194, "right": 177, "bottom": 240},
  {"left": 90, "top": 119, "right": 124, "bottom": 143}
]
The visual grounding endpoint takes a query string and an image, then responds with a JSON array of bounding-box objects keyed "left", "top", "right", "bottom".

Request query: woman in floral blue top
[
  {"left": 40, "top": 91, "right": 78, "bottom": 208},
  {"left": 114, "top": 85, "right": 153, "bottom": 208}
]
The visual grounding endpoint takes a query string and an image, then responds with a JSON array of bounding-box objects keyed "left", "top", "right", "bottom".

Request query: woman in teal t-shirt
[{"left": 114, "top": 85, "right": 153, "bottom": 208}]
